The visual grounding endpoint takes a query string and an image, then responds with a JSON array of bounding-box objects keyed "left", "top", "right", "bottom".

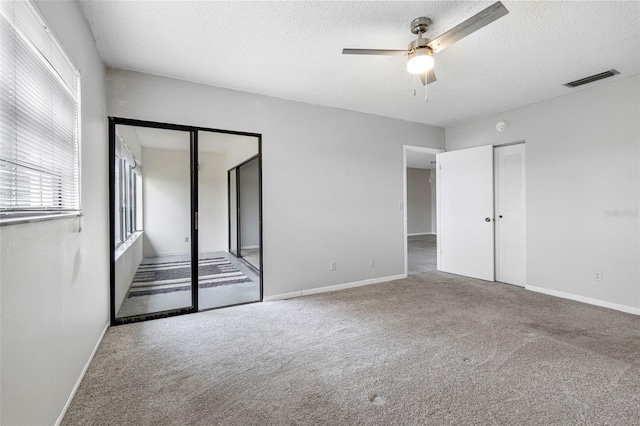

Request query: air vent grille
[{"left": 564, "top": 69, "right": 620, "bottom": 88}]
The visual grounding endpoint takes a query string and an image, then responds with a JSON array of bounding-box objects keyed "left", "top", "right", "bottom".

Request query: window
[
  {"left": 115, "top": 137, "right": 141, "bottom": 247},
  {"left": 0, "top": 1, "right": 80, "bottom": 223}
]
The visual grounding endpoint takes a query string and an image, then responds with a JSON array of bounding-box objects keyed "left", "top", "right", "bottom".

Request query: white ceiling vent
[{"left": 564, "top": 69, "right": 620, "bottom": 88}]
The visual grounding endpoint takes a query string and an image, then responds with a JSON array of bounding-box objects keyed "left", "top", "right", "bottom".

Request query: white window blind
[{"left": 0, "top": 0, "right": 80, "bottom": 221}]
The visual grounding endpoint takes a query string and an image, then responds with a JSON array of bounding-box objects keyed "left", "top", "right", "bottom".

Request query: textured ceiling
[{"left": 79, "top": 1, "right": 640, "bottom": 127}]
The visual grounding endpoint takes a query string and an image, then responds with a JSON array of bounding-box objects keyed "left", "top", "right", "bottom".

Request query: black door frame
[{"left": 108, "top": 117, "right": 263, "bottom": 325}]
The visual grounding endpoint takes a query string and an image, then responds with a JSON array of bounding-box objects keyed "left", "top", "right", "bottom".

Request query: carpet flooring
[
  {"left": 408, "top": 234, "right": 437, "bottom": 274},
  {"left": 63, "top": 272, "right": 640, "bottom": 425}
]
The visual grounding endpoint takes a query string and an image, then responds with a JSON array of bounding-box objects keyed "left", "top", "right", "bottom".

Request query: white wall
[
  {"left": 198, "top": 151, "right": 228, "bottom": 253},
  {"left": 142, "top": 147, "right": 192, "bottom": 257},
  {"left": 0, "top": 1, "right": 108, "bottom": 425},
  {"left": 407, "top": 168, "right": 432, "bottom": 234},
  {"left": 446, "top": 75, "right": 640, "bottom": 311},
  {"left": 106, "top": 69, "right": 445, "bottom": 297},
  {"left": 239, "top": 158, "right": 260, "bottom": 248}
]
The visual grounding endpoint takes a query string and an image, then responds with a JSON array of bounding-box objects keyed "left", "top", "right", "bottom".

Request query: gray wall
[
  {"left": 0, "top": 1, "right": 109, "bottom": 424},
  {"left": 106, "top": 69, "right": 446, "bottom": 297},
  {"left": 407, "top": 168, "right": 432, "bottom": 234},
  {"left": 446, "top": 75, "right": 640, "bottom": 311}
]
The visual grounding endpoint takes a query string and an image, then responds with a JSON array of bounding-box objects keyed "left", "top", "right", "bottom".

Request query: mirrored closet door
[
  {"left": 197, "top": 131, "right": 261, "bottom": 310},
  {"left": 110, "top": 118, "right": 262, "bottom": 324},
  {"left": 112, "top": 122, "right": 194, "bottom": 322}
]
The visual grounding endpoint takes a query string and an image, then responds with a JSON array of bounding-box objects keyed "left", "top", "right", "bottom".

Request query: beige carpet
[{"left": 63, "top": 272, "right": 640, "bottom": 425}]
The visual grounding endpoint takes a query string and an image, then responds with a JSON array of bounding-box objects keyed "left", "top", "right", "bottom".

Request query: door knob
[{"left": 485, "top": 217, "right": 491, "bottom": 222}]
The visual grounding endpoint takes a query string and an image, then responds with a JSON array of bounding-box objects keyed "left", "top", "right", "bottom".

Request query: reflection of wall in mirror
[
  {"left": 114, "top": 127, "right": 145, "bottom": 313},
  {"left": 197, "top": 151, "right": 228, "bottom": 254},
  {"left": 239, "top": 158, "right": 260, "bottom": 248},
  {"left": 142, "top": 147, "right": 192, "bottom": 257},
  {"left": 225, "top": 138, "right": 258, "bottom": 170},
  {"left": 114, "top": 235, "right": 143, "bottom": 313}
]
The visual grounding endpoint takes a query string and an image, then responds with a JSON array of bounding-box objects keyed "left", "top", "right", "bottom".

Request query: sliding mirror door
[
  {"left": 112, "top": 123, "right": 194, "bottom": 321},
  {"left": 229, "top": 168, "right": 238, "bottom": 257},
  {"left": 238, "top": 157, "right": 260, "bottom": 270},
  {"left": 197, "top": 131, "right": 260, "bottom": 310}
]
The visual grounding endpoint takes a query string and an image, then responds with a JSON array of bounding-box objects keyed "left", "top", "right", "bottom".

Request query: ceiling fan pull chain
[{"left": 413, "top": 73, "right": 417, "bottom": 96}]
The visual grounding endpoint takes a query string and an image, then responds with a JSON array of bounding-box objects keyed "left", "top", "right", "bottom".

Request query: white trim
[
  {"left": 526, "top": 285, "right": 640, "bottom": 316},
  {"left": 55, "top": 321, "right": 110, "bottom": 426},
  {"left": 198, "top": 248, "right": 227, "bottom": 254},
  {"left": 403, "top": 145, "right": 444, "bottom": 277},
  {"left": 407, "top": 232, "right": 436, "bottom": 236},
  {"left": 264, "top": 274, "right": 407, "bottom": 302},
  {"left": 151, "top": 250, "right": 191, "bottom": 257}
]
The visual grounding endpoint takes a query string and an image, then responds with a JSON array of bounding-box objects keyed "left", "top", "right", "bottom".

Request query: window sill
[
  {"left": 115, "top": 231, "right": 143, "bottom": 261},
  {"left": 0, "top": 212, "right": 82, "bottom": 227}
]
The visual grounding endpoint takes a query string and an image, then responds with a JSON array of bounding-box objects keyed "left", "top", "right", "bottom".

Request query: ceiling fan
[{"left": 342, "top": 2, "right": 509, "bottom": 86}]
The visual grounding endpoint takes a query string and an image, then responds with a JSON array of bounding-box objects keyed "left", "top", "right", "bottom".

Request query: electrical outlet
[
  {"left": 330, "top": 261, "right": 336, "bottom": 271},
  {"left": 594, "top": 271, "right": 602, "bottom": 282},
  {"left": 184, "top": 237, "right": 189, "bottom": 243},
  {"left": 369, "top": 257, "right": 375, "bottom": 267}
]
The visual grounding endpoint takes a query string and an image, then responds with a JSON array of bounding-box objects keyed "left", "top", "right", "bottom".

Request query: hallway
[{"left": 408, "top": 234, "right": 437, "bottom": 275}]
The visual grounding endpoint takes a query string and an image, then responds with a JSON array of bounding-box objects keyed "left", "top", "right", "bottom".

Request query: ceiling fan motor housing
[
  {"left": 408, "top": 38, "right": 432, "bottom": 52},
  {"left": 411, "top": 17, "right": 431, "bottom": 35}
]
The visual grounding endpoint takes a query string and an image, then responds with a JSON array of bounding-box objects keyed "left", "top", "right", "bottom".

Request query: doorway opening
[
  {"left": 109, "top": 118, "right": 262, "bottom": 325},
  {"left": 403, "top": 146, "right": 444, "bottom": 276}
]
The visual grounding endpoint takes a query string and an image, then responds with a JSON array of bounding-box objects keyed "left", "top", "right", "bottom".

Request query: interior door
[
  {"left": 495, "top": 144, "right": 526, "bottom": 286},
  {"left": 437, "top": 145, "right": 494, "bottom": 281}
]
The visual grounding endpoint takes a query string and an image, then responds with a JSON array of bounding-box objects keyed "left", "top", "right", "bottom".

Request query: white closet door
[
  {"left": 437, "top": 145, "right": 494, "bottom": 281},
  {"left": 495, "top": 144, "right": 526, "bottom": 286}
]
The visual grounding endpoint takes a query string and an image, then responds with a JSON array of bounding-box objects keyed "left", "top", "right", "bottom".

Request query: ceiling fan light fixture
[{"left": 406, "top": 48, "right": 434, "bottom": 74}]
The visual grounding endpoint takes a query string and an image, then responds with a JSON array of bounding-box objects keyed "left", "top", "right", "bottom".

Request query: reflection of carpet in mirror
[{"left": 127, "top": 257, "right": 252, "bottom": 297}]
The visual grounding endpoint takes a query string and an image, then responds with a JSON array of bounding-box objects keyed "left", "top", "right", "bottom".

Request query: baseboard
[
  {"left": 55, "top": 321, "right": 109, "bottom": 426},
  {"left": 198, "top": 248, "right": 227, "bottom": 254},
  {"left": 407, "top": 232, "right": 434, "bottom": 236},
  {"left": 525, "top": 285, "right": 640, "bottom": 316},
  {"left": 148, "top": 250, "right": 190, "bottom": 257},
  {"left": 264, "top": 274, "right": 407, "bottom": 302}
]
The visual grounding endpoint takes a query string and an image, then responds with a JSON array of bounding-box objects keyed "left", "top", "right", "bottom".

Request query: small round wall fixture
[{"left": 496, "top": 121, "right": 508, "bottom": 132}]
